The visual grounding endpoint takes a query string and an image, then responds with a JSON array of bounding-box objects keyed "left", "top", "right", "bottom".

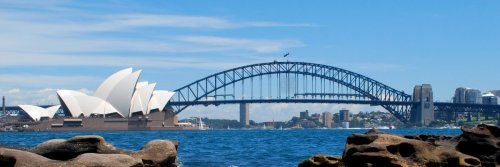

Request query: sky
[{"left": 1, "top": 0, "right": 500, "bottom": 122}]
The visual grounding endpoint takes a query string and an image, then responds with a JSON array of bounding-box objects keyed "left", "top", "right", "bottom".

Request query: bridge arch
[{"left": 169, "top": 61, "right": 413, "bottom": 122}]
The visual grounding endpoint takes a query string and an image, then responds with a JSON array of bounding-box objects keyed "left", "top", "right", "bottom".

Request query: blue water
[{"left": 0, "top": 129, "right": 461, "bottom": 167}]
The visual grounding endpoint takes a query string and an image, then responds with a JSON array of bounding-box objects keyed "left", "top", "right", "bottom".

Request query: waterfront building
[
  {"left": 321, "top": 112, "right": 333, "bottom": 128},
  {"left": 341, "top": 122, "right": 349, "bottom": 128},
  {"left": 310, "top": 113, "right": 321, "bottom": 122},
  {"left": 482, "top": 93, "right": 500, "bottom": 105},
  {"left": 339, "top": 109, "right": 349, "bottom": 122},
  {"left": 239, "top": 103, "right": 249, "bottom": 127},
  {"left": 300, "top": 110, "right": 309, "bottom": 120},
  {"left": 465, "top": 89, "right": 482, "bottom": 104},
  {"left": 453, "top": 87, "right": 467, "bottom": 103},
  {"left": 453, "top": 87, "right": 482, "bottom": 104}
]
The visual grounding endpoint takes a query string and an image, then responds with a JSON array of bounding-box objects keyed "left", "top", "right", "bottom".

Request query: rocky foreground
[
  {"left": 0, "top": 135, "right": 178, "bottom": 167},
  {"left": 299, "top": 124, "right": 500, "bottom": 167}
]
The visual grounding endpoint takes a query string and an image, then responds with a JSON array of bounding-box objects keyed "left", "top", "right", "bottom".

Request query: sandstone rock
[
  {"left": 169, "top": 140, "right": 179, "bottom": 150},
  {"left": 342, "top": 131, "right": 481, "bottom": 167},
  {"left": 31, "top": 135, "right": 131, "bottom": 160},
  {"left": 1, "top": 135, "right": 179, "bottom": 167},
  {"left": 403, "top": 135, "right": 459, "bottom": 149},
  {"left": 0, "top": 144, "right": 32, "bottom": 152},
  {"left": 0, "top": 147, "right": 54, "bottom": 167},
  {"left": 133, "top": 140, "right": 178, "bottom": 167},
  {"left": 58, "top": 153, "right": 144, "bottom": 167},
  {"left": 298, "top": 154, "right": 343, "bottom": 167},
  {"left": 1, "top": 147, "right": 144, "bottom": 167},
  {"left": 456, "top": 124, "right": 500, "bottom": 167}
]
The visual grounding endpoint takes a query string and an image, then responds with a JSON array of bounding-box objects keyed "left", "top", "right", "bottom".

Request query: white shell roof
[
  {"left": 46, "top": 105, "right": 61, "bottom": 118},
  {"left": 130, "top": 83, "right": 156, "bottom": 116},
  {"left": 106, "top": 70, "right": 142, "bottom": 117},
  {"left": 94, "top": 68, "right": 133, "bottom": 101},
  {"left": 54, "top": 68, "right": 175, "bottom": 118},
  {"left": 57, "top": 90, "right": 122, "bottom": 117},
  {"left": 147, "top": 90, "right": 175, "bottom": 114},
  {"left": 18, "top": 105, "right": 60, "bottom": 121}
]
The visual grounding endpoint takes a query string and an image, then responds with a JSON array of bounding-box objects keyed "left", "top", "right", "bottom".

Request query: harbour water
[{"left": 0, "top": 128, "right": 462, "bottom": 167}]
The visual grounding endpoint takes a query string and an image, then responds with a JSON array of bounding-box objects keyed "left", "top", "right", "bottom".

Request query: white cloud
[
  {"left": 0, "top": 87, "right": 94, "bottom": 106},
  {"left": 0, "top": 4, "right": 309, "bottom": 69},
  {"left": 0, "top": 10, "right": 311, "bottom": 37},
  {"left": 7, "top": 88, "right": 20, "bottom": 94},
  {"left": 0, "top": 35, "right": 303, "bottom": 54},
  {"left": 1, "top": 88, "right": 60, "bottom": 106},
  {"left": 175, "top": 36, "right": 305, "bottom": 52},
  {"left": 88, "top": 14, "right": 313, "bottom": 30},
  {"left": 0, "top": 52, "right": 269, "bottom": 70},
  {"left": 0, "top": 74, "right": 101, "bottom": 89}
]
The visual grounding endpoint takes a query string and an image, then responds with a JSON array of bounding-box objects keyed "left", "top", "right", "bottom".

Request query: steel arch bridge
[{"left": 168, "top": 61, "right": 415, "bottom": 123}]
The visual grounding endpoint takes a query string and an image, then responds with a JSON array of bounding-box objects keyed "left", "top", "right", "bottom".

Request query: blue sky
[{"left": 1, "top": 1, "right": 499, "bottom": 121}]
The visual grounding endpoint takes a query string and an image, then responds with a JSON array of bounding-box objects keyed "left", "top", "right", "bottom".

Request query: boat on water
[
  {"left": 435, "top": 124, "right": 460, "bottom": 129},
  {"left": 376, "top": 125, "right": 396, "bottom": 129}
]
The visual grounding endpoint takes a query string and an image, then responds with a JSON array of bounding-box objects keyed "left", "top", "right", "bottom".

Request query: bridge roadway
[
  {"left": 169, "top": 99, "right": 414, "bottom": 107},
  {"left": 169, "top": 100, "right": 500, "bottom": 114}
]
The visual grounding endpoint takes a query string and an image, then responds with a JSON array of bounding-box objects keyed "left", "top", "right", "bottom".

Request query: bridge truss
[{"left": 169, "top": 61, "right": 414, "bottom": 122}]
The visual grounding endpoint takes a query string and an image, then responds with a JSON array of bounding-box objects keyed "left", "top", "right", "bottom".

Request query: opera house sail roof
[
  {"left": 18, "top": 105, "right": 61, "bottom": 121},
  {"left": 19, "top": 68, "right": 175, "bottom": 121},
  {"left": 130, "top": 82, "right": 156, "bottom": 117}
]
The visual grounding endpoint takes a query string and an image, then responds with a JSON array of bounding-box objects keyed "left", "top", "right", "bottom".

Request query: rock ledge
[
  {"left": 300, "top": 124, "right": 500, "bottom": 167},
  {"left": 0, "top": 135, "right": 178, "bottom": 167}
]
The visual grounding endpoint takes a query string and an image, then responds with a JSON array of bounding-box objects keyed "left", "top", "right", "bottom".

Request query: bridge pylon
[{"left": 411, "top": 84, "right": 435, "bottom": 125}]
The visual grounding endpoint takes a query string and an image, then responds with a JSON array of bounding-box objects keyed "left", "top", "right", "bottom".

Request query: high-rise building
[
  {"left": 339, "top": 109, "right": 349, "bottom": 122},
  {"left": 454, "top": 87, "right": 482, "bottom": 104},
  {"left": 453, "top": 87, "right": 467, "bottom": 103},
  {"left": 310, "top": 113, "right": 321, "bottom": 122},
  {"left": 300, "top": 110, "right": 309, "bottom": 120},
  {"left": 240, "top": 103, "right": 249, "bottom": 127},
  {"left": 465, "top": 89, "right": 482, "bottom": 104},
  {"left": 322, "top": 112, "right": 333, "bottom": 128}
]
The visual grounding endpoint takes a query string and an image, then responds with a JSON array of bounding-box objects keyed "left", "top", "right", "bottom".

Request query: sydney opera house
[{"left": 17, "top": 68, "right": 188, "bottom": 131}]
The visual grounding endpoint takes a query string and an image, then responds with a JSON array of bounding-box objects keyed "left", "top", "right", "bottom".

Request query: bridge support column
[
  {"left": 411, "top": 84, "right": 435, "bottom": 126},
  {"left": 240, "top": 103, "right": 249, "bottom": 127}
]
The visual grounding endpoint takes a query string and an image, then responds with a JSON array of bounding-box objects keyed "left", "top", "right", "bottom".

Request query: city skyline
[{"left": 1, "top": 1, "right": 500, "bottom": 122}]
